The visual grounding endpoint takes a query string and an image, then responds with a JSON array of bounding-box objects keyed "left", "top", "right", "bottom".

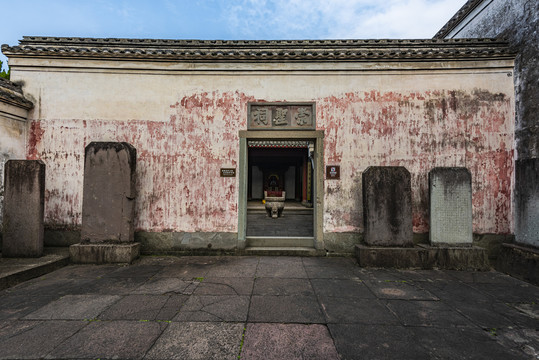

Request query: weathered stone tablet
[
  {"left": 2, "top": 160, "right": 45, "bottom": 257},
  {"left": 362, "top": 166, "right": 413, "bottom": 247},
  {"left": 81, "top": 142, "right": 136, "bottom": 243},
  {"left": 515, "top": 159, "right": 539, "bottom": 248},
  {"left": 429, "top": 167, "right": 473, "bottom": 246}
]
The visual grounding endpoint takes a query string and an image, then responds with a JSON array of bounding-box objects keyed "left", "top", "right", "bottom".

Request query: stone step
[
  {"left": 247, "top": 208, "right": 313, "bottom": 214},
  {"left": 243, "top": 247, "right": 324, "bottom": 256},
  {"left": 0, "top": 247, "right": 70, "bottom": 291},
  {"left": 246, "top": 236, "right": 314, "bottom": 248}
]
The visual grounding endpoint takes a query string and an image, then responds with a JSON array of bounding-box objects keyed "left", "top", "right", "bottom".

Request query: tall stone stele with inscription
[
  {"left": 429, "top": 167, "right": 473, "bottom": 246},
  {"left": 70, "top": 142, "right": 140, "bottom": 264},
  {"left": 2, "top": 160, "right": 45, "bottom": 257}
]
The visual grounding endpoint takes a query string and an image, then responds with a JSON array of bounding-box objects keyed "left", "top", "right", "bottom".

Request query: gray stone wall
[{"left": 445, "top": 0, "right": 539, "bottom": 159}]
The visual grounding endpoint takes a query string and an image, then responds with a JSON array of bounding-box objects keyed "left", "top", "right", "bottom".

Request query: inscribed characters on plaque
[{"left": 248, "top": 103, "right": 315, "bottom": 130}]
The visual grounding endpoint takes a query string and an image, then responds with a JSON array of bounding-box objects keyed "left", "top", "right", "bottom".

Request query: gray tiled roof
[
  {"left": 434, "top": 0, "right": 484, "bottom": 39},
  {"left": 1, "top": 36, "right": 514, "bottom": 62},
  {"left": 0, "top": 77, "right": 34, "bottom": 109}
]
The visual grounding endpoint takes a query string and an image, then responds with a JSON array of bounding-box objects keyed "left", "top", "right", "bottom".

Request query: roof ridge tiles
[{"left": 1, "top": 36, "right": 515, "bottom": 62}]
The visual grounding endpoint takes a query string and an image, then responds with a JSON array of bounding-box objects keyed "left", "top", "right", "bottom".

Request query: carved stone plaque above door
[{"left": 248, "top": 103, "right": 316, "bottom": 130}]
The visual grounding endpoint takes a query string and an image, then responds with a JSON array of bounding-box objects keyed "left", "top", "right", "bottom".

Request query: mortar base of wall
[{"left": 29, "top": 229, "right": 514, "bottom": 261}]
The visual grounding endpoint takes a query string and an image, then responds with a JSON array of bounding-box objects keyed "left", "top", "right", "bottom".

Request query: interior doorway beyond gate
[{"left": 246, "top": 142, "right": 314, "bottom": 237}]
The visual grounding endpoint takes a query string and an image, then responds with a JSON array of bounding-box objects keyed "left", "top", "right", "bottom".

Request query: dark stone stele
[
  {"left": 80, "top": 142, "right": 136, "bottom": 243},
  {"left": 362, "top": 166, "right": 413, "bottom": 247},
  {"left": 73, "top": 142, "right": 138, "bottom": 264},
  {"left": 2, "top": 160, "right": 45, "bottom": 257},
  {"left": 515, "top": 158, "right": 539, "bottom": 248}
]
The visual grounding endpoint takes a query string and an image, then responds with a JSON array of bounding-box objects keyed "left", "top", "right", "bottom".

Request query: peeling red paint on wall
[
  {"left": 28, "top": 91, "right": 255, "bottom": 232},
  {"left": 320, "top": 89, "right": 514, "bottom": 234},
  {"left": 27, "top": 87, "right": 513, "bottom": 236},
  {"left": 27, "top": 121, "right": 44, "bottom": 160}
]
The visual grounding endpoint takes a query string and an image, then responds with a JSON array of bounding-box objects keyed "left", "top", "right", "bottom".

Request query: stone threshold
[
  {"left": 242, "top": 247, "right": 324, "bottom": 256},
  {"left": 246, "top": 236, "right": 314, "bottom": 248}
]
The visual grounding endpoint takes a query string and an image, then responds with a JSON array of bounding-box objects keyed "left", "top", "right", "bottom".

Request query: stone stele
[
  {"left": 2, "top": 160, "right": 45, "bottom": 257},
  {"left": 429, "top": 167, "right": 473, "bottom": 246},
  {"left": 362, "top": 166, "right": 413, "bottom": 247},
  {"left": 515, "top": 158, "right": 539, "bottom": 248},
  {"left": 80, "top": 142, "right": 136, "bottom": 243},
  {"left": 74, "top": 142, "right": 138, "bottom": 264}
]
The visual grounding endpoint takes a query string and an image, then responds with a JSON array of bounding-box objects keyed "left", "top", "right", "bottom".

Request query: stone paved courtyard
[{"left": 0, "top": 256, "right": 538, "bottom": 359}]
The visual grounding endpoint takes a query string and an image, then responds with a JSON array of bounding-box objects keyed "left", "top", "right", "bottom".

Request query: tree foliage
[{"left": 0, "top": 60, "right": 10, "bottom": 80}]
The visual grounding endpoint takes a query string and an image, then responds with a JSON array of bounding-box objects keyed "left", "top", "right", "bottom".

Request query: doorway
[
  {"left": 238, "top": 130, "right": 324, "bottom": 249},
  {"left": 247, "top": 143, "right": 314, "bottom": 237}
]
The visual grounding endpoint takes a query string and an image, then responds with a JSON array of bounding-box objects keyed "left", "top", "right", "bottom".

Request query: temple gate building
[{"left": 0, "top": 36, "right": 517, "bottom": 259}]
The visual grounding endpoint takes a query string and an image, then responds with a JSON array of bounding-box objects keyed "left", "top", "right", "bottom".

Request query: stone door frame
[{"left": 238, "top": 130, "right": 325, "bottom": 249}]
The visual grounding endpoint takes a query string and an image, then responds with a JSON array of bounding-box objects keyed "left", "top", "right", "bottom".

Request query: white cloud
[{"left": 221, "top": 0, "right": 466, "bottom": 39}]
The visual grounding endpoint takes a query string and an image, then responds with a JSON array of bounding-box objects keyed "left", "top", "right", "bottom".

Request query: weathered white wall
[
  {"left": 10, "top": 58, "right": 515, "bottom": 236},
  {"left": 445, "top": 0, "right": 539, "bottom": 160},
  {"left": 0, "top": 101, "right": 28, "bottom": 228},
  {"left": 442, "top": 0, "right": 538, "bottom": 247}
]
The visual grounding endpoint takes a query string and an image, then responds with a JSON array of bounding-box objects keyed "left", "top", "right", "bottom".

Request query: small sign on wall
[
  {"left": 220, "top": 168, "right": 236, "bottom": 177},
  {"left": 326, "top": 165, "right": 340, "bottom": 180}
]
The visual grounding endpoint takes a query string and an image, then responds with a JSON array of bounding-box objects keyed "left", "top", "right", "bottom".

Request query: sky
[{"left": 0, "top": 0, "right": 467, "bottom": 71}]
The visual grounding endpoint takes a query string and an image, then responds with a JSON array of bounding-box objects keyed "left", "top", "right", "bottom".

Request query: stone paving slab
[
  {"left": 0, "top": 320, "right": 85, "bottom": 360},
  {"left": 363, "top": 280, "right": 439, "bottom": 300},
  {"left": 249, "top": 295, "right": 325, "bottom": 323},
  {"left": 24, "top": 294, "right": 121, "bottom": 320},
  {"left": 253, "top": 277, "right": 314, "bottom": 296},
  {"left": 313, "top": 278, "right": 373, "bottom": 299},
  {"left": 145, "top": 322, "right": 244, "bottom": 360},
  {"left": 385, "top": 299, "right": 475, "bottom": 327},
  {"left": 241, "top": 323, "right": 339, "bottom": 360},
  {"left": 132, "top": 277, "right": 199, "bottom": 295},
  {"left": 471, "top": 282, "right": 539, "bottom": 303},
  {"left": 447, "top": 300, "right": 522, "bottom": 329},
  {"left": 329, "top": 324, "right": 432, "bottom": 360},
  {"left": 193, "top": 277, "right": 254, "bottom": 295},
  {"left": 0, "top": 295, "right": 59, "bottom": 320},
  {"left": 0, "top": 255, "right": 537, "bottom": 359},
  {"left": 154, "top": 263, "right": 212, "bottom": 279},
  {"left": 47, "top": 320, "right": 165, "bottom": 359},
  {"left": 174, "top": 295, "right": 250, "bottom": 322},
  {"left": 69, "top": 275, "right": 151, "bottom": 295},
  {"left": 416, "top": 280, "right": 495, "bottom": 303},
  {"left": 304, "top": 264, "right": 361, "bottom": 279},
  {"left": 412, "top": 326, "right": 525, "bottom": 360},
  {"left": 318, "top": 296, "right": 400, "bottom": 325},
  {"left": 256, "top": 262, "right": 308, "bottom": 278},
  {"left": 98, "top": 294, "right": 170, "bottom": 320}
]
